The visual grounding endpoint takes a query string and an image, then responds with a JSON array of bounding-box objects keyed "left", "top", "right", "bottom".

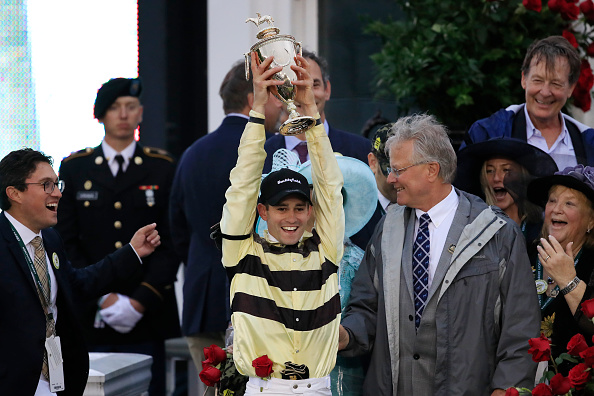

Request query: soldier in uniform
[{"left": 56, "top": 78, "right": 180, "bottom": 396}]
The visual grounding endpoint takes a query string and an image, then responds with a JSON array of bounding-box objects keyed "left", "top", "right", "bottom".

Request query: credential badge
[{"left": 52, "top": 252, "right": 60, "bottom": 269}]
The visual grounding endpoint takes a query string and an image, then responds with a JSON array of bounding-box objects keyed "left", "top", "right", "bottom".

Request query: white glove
[{"left": 99, "top": 293, "right": 143, "bottom": 334}]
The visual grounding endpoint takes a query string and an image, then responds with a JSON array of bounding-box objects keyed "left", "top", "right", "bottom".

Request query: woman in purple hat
[{"left": 527, "top": 165, "right": 594, "bottom": 367}]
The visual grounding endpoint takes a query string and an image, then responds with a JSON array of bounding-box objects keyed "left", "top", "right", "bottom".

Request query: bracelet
[{"left": 560, "top": 276, "right": 581, "bottom": 296}]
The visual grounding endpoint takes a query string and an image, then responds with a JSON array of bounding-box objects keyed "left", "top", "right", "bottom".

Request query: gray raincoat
[{"left": 341, "top": 189, "right": 540, "bottom": 395}]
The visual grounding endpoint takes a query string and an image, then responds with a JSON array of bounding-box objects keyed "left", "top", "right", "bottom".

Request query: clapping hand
[{"left": 537, "top": 235, "right": 576, "bottom": 287}]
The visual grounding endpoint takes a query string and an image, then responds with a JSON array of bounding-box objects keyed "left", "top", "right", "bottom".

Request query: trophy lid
[{"left": 246, "top": 13, "right": 280, "bottom": 39}]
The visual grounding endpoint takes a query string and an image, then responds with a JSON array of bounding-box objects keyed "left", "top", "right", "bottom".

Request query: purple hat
[{"left": 527, "top": 164, "right": 594, "bottom": 207}]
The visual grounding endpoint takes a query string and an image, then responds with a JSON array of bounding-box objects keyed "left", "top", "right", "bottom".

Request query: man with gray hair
[{"left": 338, "top": 114, "right": 540, "bottom": 395}]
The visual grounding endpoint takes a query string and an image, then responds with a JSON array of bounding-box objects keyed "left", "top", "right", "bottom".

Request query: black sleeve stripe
[
  {"left": 232, "top": 292, "right": 340, "bottom": 331},
  {"left": 249, "top": 116, "right": 265, "bottom": 125}
]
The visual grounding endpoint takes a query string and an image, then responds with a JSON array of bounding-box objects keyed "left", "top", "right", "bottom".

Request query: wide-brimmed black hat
[
  {"left": 454, "top": 137, "right": 558, "bottom": 197},
  {"left": 528, "top": 165, "right": 594, "bottom": 207}
]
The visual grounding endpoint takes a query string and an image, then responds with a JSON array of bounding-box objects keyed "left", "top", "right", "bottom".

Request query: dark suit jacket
[
  {"left": 0, "top": 212, "right": 141, "bottom": 396},
  {"left": 263, "top": 124, "right": 377, "bottom": 249},
  {"left": 169, "top": 115, "right": 249, "bottom": 336},
  {"left": 56, "top": 143, "right": 180, "bottom": 345},
  {"left": 263, "top": 124, "right": 371, "bottom": 173}
]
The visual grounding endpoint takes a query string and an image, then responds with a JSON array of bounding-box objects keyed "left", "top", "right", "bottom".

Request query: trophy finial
[
  {"left": 246, "top": 13, "right": 280, "bottom": 39},
  {"left": 245, "top": 13, "right": 275, "bottom": 28}
]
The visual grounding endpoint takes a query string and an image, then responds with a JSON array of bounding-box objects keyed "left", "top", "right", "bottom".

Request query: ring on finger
[{"left": 545, "top": 255, "right": 551, "bottom": 262}]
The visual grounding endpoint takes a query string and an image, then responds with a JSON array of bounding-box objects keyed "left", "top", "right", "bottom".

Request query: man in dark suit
[
  {"left": 0, "top": 148, "right": 161, "bottom": 396},
  {"left": 56, "top": 78, "right": 180, "bottom": 395},
  {"left": 168, "top": 61, "right": 282, "bottom": 394},
  {"left": 263, "top": 50, "right": 373, "bottom": 249}
]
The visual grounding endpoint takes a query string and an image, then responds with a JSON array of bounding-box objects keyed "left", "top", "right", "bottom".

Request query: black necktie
[{"left": 115, "top": 154, "right": 125, "bottom": 179}]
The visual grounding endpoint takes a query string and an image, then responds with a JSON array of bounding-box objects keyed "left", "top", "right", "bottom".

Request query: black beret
[{"left": 93, "top": 77, "right": 142, "bottom": 119}]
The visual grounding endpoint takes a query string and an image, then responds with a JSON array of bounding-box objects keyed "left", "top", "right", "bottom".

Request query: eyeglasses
[
  {"left": 386, "top": 161, "right": 430, "bottom": 178},
  {"left": 22, "top": 180, "right": 65, "bottom": 194}
]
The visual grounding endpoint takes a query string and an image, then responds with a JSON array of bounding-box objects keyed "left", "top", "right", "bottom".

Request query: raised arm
[
  {"left": 220, "top": 54, "right": 283, "bottom": 267},
  {"left": 293, "top": 55, "right": 345, "bottom": 264}
]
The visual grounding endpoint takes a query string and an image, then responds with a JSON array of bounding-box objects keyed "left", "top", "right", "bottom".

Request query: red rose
[
  {"left": 550, "top": 373, "right": 572, "bottom": 395},
  {"left": 528, "top": 334, "right": 551, "bottom": 362},
  {"left": 582, "top": 298, "right": 594, "bottom": 318},
  {"left": 579, "top": 60, "right": 594, "bottom": 91},
  {"left": 587, "top": 43, "right": 594, "bottom": 57},
  {"left": 562, "top": 30, "right": 578, "bottom": 49},
  {"left": 548, "top": 0, "right": 562, "bottom": 12},
  {"left": 569, "top": 363, "right": 592, "bottom": 390},
  {"left": 560, "top": 1, "right": 580, "bottom": 20},
  {"left": 203, "top": 344, "right": 227, "bottom": 366},
  {"left": 581, "top": 0, "right": 594, "bottom": 14},
  {"left": 199, "top": 365, "right": 222, "bottom": 387},
  {"left": 567, "top": 333, "right": 589, "bottom": 355},
  {"left": 252, "top": 355, "right": 274, "bottom": 378},
  {"left": 572, "top": 88, "right": 592, "bottom": 112},
  {"left": 531, "top": 383, "right": 553, "bottom": 396},
  {"left": 523, "top": 0, "right": 542, "bottom": 12},
  {"left": 505, "top": 387, "right": 520, "bottom": 396},
  {"left": 580, "top": 346, "right": 594, "bottom": 367}
]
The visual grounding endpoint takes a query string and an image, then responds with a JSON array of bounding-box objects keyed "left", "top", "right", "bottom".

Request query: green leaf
[{"left": 558, "top": 353, "right": 579, "bottom": 363}]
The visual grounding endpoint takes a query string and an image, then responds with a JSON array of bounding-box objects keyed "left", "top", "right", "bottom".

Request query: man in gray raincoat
[{"left": 338, "top": 114, "right": 540, "bottom": 396}]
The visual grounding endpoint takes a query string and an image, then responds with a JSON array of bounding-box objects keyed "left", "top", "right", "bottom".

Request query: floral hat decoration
[{"left": 527, "top": 164, "right": 594, "bottom": 207}]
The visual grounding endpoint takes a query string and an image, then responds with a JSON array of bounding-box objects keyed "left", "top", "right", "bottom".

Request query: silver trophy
[{"left": 245, "top": 13, "right": 316, "bottom": 136}]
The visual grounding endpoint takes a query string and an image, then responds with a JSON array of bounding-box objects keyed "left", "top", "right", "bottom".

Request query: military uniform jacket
[{"left": 56, "top": 143, "right": 180, "bottom": 344}]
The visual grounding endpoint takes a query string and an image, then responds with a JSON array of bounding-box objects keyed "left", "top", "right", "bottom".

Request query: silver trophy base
[{"left": 279, "top": 116, "right": 316, "bottom": 136}]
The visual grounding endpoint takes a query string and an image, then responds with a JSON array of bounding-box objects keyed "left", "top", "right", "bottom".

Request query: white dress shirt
[
  {"left": 101, "top": 140, "right": 137, "bottom": 177},
  {"left": 5, "top": 212, "right": 59, "bottom": 395},
  {"left": 524, "top": 105, "right": 578, "bottom": 171},
  {"left": 413, "top": 186, "right": 459, "bottom": 287},
  {"left": 378, "top": 192, "right": 391, "bottom": 212},
  {"left": 284, "top": 119, "right": 330, "bottom": 163}
]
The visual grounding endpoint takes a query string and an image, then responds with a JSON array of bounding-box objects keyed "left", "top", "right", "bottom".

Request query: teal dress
[{"left": 330, "top": 238, "right": 365, "bottom": 396}]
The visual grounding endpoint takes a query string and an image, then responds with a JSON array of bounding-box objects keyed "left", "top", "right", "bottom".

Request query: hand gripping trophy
[{"left": 245, "top": 13, "right": 316, "bottom": 136}]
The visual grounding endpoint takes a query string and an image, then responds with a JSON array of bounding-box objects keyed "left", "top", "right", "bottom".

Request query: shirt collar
[
  {"left": 415, "top": 186, "right": 458, "bottom": 228},
  {"left": 5, "top": 211, "right": 40, "bottom": 245},
  {"left": 378, "top": 192, "right": 391, "bottom": 211},
  {"left": 226, "top": 113, "right": 250, "bottom": 120},
  {"left": 524, "top": 105, "right": 570, "bottom": 144},
  {"left": 101, "top": 140, "right": 137, "bottom": 164}
]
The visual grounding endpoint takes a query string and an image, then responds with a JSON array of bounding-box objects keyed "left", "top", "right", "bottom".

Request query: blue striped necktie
[{"left": 413, "top": 213, "right": 431, "bottom": 329}]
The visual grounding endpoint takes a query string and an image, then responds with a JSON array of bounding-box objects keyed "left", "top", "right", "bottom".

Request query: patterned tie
[
  {"left": 30, "top": 236, "right": 55, "bottom": 379},
  {"left": 413, "top": 213, "right": 431, "bottom": 330},
  {"left": 115, "top": 154, "right": 125, "bottom": 179},
  {"left": 294, "top": 141, "right": 308, "bottom": 164}
]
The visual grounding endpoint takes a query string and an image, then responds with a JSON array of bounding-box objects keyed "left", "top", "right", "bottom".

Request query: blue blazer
[
  {"left": 263, "top": 124, "right": 378, "bottom": 249},
  {"left": 0, "top": 212, "right": 141, "bottom": 395},
  {"left": 169, "top": 115, "right": 250, "bottom": 336}
]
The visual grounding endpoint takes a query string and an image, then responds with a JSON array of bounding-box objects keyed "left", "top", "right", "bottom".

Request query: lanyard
[
  {"left": 8, "top": 222, "right": 53, "bottom": 317},
  {"left": 535, "top": 249, "right": 582, "bottom": 311}
]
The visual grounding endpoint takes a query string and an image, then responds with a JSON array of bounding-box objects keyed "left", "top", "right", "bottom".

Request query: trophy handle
[
  {"left": 296, "top": 41, "right": 303, "bottom": 57},
  {"left": 244, "top": 52, "right": 251, "bottom": 81}
]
